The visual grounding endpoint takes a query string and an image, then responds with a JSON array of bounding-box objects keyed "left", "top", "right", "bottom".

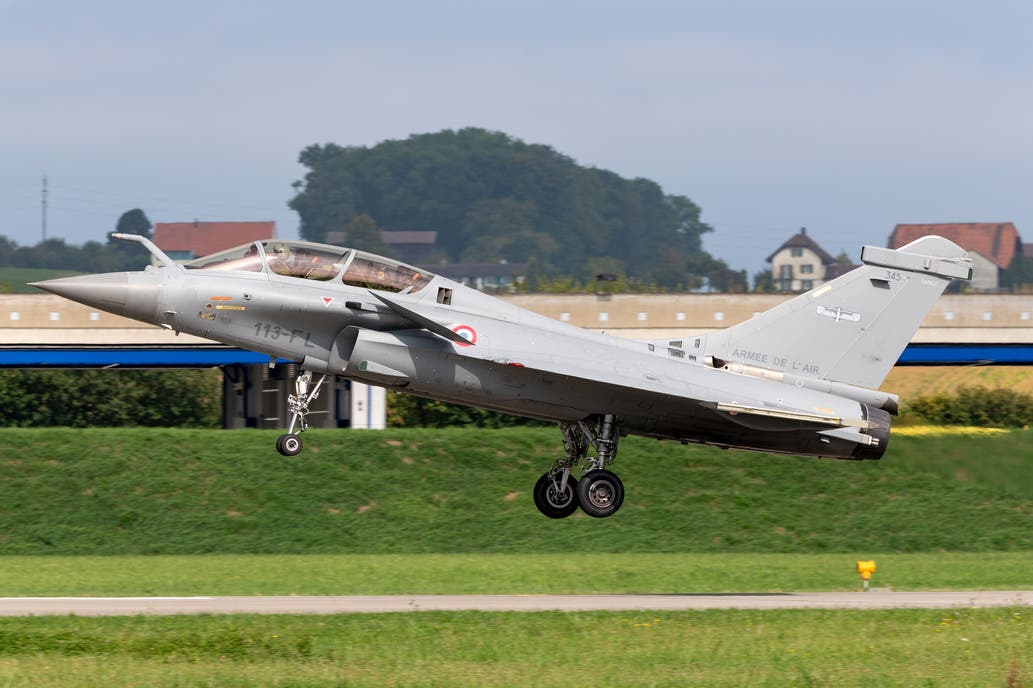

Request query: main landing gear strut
[
  {"left": 276, "top": 370, "right": 327, "bottom": 457},
  {"left": 533, "top": 414, "right": 625, "bottom": 519}
]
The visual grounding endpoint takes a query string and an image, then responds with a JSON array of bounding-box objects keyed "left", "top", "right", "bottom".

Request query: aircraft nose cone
[{"left": 31, "top": 272, "right": 160, "bottom": 323}]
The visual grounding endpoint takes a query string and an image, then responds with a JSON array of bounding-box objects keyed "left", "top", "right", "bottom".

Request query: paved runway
[{"left": 2, "top": 591, "right": 1031, "bottom": 616}]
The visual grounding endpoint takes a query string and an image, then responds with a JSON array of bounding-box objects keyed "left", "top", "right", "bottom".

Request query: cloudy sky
[{"left": 3, "top": 0, "right": 1032, "bottom": 273}]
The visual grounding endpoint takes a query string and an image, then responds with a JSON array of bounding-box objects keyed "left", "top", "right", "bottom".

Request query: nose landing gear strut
[{"left": 276, "top": 370, "right": 327, "bottom": 456}]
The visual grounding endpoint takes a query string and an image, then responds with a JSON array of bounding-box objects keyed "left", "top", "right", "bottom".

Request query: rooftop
[
  {"left": 154, "top": 221, "right": 276, "bottom": 258},
  {"left": 890, "top": 223, "right": 1020, "bottom": 269}
]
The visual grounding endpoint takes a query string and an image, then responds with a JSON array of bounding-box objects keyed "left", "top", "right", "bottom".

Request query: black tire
[
  {"left": 533, "top": 473, "right": 580, "bottom": 519},
  {"left": 576, "top": 469, "right": 624, "bottom": 518},
  {"left": 276, "top": 433, "right": 303, "bottom": 457}
]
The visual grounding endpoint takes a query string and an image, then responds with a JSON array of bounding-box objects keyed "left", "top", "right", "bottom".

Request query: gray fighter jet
[{"left": 33, "top": 234, "right": 971, "bottom": 518}]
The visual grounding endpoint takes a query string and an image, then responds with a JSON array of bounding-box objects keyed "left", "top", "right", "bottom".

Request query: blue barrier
[
  {"left": 896, "top": 344, "right": 1033, "bottom": 365},
  {"left": 0, "top": 347, "right": 289, "bottom": 367},
  {"left": 1, "top": 344, "right": 1031, "bottom": 368}
]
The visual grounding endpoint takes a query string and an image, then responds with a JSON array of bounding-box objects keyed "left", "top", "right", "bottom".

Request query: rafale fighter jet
[{"left": 33, "top": 234, "right": 971, "bottom": 519}]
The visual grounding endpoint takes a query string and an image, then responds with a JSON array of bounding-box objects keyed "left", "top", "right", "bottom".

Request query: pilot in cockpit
[{"left": 267, "top": 243, "right": 293, "bottom": 276}]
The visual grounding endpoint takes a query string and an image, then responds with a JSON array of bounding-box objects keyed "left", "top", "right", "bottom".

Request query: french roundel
[{"left": 452, "top": 324, "right": 477, "bottom": 346}]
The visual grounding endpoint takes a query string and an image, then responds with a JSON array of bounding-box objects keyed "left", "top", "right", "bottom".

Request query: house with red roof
[
  {"left": 153, "top": 221, "right": 277, "bottom": 262},
  {"left": 889, "top": 223, "right": 1021, "bottom": 291},
  {"left": 766, "top": 228, "right": 851, "bottom": 292}
]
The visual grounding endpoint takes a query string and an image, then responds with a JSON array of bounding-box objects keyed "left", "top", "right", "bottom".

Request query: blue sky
[{"left": 3, "top": 0, "right": 1032, "bottom": 273}]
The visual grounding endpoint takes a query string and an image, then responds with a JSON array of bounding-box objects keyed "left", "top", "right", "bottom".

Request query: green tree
[
  {"left": 289, "top": 128, "right": 717, "bottom": 288},
  {"left": 1001, "top": 254, "right": 1033, "bottom": 291},
  {"left": 104, "top": 209, "right": 154, "bottom": 270},
  {"left": 707, "top": 266, "right": 748, "bottom": 293},
  {"left": 752, "top": 269, "right": 775, "bottom": 293},
  {"left": 342, "top": 214, "right": 394, "bottom": 257},
  {"left": 113, "top": 208, "right": 153, "bottom": 240}
]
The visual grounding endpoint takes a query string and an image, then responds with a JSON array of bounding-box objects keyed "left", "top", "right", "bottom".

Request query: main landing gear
[
  {"left": 276, "top": 370, "right": 327, "bottom": 457},
  {"left": 533, "top": 414, "right": 625, "bottom": 519}
]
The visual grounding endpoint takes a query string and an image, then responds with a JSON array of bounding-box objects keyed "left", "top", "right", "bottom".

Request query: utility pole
[{"left": 41, "top": 175, "right": 48, "bottom": 241}]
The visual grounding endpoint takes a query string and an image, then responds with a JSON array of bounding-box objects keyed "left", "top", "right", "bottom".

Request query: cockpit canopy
[{"left": 184, "top": 240, "right": 434, "bottom": 293}]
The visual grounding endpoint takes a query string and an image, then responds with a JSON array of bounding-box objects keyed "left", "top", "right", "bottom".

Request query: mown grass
[
  {"left": 1, "top": 552, "right": 1032, "bottom": 596},
  {"left": 0, "top": 608, "right": 1029, "bottom": 687},
  {"left": 2, "top": 427, "right": 1033, "bottom": 555}
]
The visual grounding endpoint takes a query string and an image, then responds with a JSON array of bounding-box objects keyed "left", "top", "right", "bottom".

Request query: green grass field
[
  {"left": 2, "top": 426, "right": 1033, "bottom": 556},
  {"left": 2, "top": 427, "right": 1033, "bottom": 686},
  {"left": 0, "top": 267, "right": 81, "bottom": 293},
  {"left": 884, "top": 365, "right": 1033, "bottom": 400},
  {"left": 0, "top": 608, "right": 1029, "bottom": 687},
  {"left": 2, "top": 552, "right": 1033, "bottom": 596}
]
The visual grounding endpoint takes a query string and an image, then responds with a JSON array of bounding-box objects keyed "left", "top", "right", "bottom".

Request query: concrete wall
[{"left": 3, "top": 293, "right": 1032, "bottom": 345}]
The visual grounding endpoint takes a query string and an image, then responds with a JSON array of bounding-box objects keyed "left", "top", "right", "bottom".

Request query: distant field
[
  {"left": 0, "top": 607, "right": 1029, "bottom": 687},
  {"left": 2, "top": 426, "right": 1033, "bottom": 555},
  {"left": 0, "top": 267, "right": 81, "bottom": 292},
  {"left": 884, "top": 365, "right": 1033, "bottom": 402}
]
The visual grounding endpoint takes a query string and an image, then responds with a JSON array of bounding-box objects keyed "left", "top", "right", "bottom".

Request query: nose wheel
[{"left": 276, "top": 433, "right": 303, "bottom": 457}]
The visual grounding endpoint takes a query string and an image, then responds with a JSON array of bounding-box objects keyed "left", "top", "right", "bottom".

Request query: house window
[
  {"left": 778, "top": 280, "right": 792, "bottom": 291},
  {"left": 790, "top": 247, "right": 803, "bottom": 257},
  {"left": 801, "top": 279, "right": 814, "bottom": 291},
  {"left": 800, "top": 264, "right": 814, "bottom": 274},
  {"left": 779, "top": 265, "right": 793, "bottom": 279}
]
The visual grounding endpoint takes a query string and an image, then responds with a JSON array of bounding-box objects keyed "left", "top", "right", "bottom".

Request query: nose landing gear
[
  {"left": 533, "top": 414, "right": 625, "bottom": 519},
  {"left": 276, "top": 370, "right": 327, "bottom": 456}
]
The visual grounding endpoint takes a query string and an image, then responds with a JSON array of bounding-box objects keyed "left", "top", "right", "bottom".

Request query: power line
[
  {"left": 48, "top": 205, "right": 123, "bottom": 218},
  {"left": 48, "top": 183, "right": 293, "bottom": 214}
]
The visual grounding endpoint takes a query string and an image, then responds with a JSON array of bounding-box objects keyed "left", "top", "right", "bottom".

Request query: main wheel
[
  {"left": 276, "top": 433, "right": 303, "bottom": 457},
  {"left": 576, "top": 469, "right": 624, "bottom": 518},
  {"left": 533, "top": 473, "right": 580, "bottom": 519}
]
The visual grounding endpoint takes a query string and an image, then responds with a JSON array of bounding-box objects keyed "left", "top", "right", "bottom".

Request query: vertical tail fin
[{"left": 699, "top": 236, "right": 971, "bottom": 389}]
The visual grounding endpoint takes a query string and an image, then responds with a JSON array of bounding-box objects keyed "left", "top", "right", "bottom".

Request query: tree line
[
  {"left": 0, "top": 209, "right": 154, "bottom": 275},
  {"left": 290, "top": 127, "right": 746, "bottom": 291}
]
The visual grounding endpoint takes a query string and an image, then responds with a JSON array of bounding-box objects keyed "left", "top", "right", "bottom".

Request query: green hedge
[
  {"left": 0, "top": 370, "right": 221, "bottom": 427},
  {"left": 386, "top": 391, "right": 547, "bottom": 428}
]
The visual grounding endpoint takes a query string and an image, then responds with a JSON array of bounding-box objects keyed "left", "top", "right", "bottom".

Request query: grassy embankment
[
  {"left": 1, "top": 426, "right": 1032, "bottom": 595},
  {"left": 3, "top": 426, "right": 1033, "bottom": 555},
  {"left": 5, "top": 425, "right": 1033, "bottom": 555}
]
